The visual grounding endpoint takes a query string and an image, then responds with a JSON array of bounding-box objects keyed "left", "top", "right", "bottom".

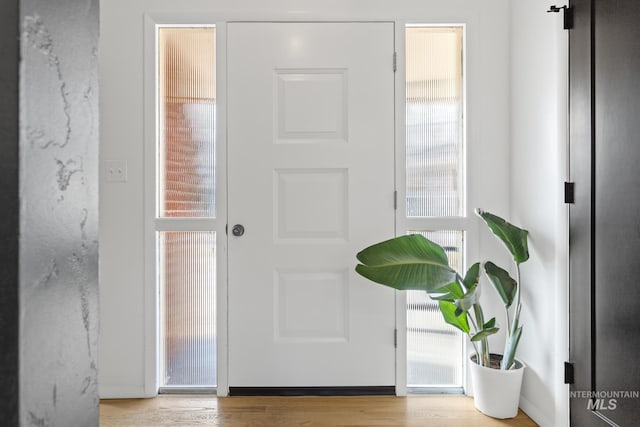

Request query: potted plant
[{"left": 355, "top": 209, "right": 529, "bottom": 419}]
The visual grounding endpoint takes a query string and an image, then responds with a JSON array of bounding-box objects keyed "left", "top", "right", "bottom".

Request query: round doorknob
[{"left": 232, "top": 224, "right": 245, "bottom": 237}]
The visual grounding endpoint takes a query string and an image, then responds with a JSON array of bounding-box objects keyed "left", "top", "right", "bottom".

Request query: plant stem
[
  {"left": 468, "top": 312, "right": 479, "bottom": 333},
  {"left": 455, "top": 273, "right": 466, "bottom": 291},
  {"left": 481, "top": 338, "right": 489, "bottom": 367},
  {"left": 470, "top": 341, "right": 480, "bottom": 364},
  {"left": 516, "top": 264, "right": 522, "bottom": 310},
  {"left": 458, "top": 274, "right": 488, "bottom": 366},
  {"left": 507, "top": 264, "right": 522, "bottom": 340},
  {"left": 472, "top": 304, "right": 489, "bottom": 367},
  {"left": 502, "top": 264, "right": 523, "bottom": 369}
]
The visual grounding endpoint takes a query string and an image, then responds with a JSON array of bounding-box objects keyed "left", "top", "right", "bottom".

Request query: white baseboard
[
  {"left": 519, "top": 395, "right": 553, "bottom": 427},
  {"left": 99, "top": 384, "right": 155, "bottom": 399}
]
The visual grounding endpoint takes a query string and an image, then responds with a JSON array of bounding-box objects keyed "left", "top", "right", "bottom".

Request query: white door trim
[{"left": 143, "top": 15, "right": 401, "bottom": 397}]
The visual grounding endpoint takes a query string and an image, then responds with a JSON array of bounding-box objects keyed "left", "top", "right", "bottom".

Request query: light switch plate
[{"left": 105, "top": 160, "right": 128, "bottom": 182}]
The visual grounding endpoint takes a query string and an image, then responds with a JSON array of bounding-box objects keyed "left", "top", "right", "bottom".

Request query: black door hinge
[
  {"left": 564, "top": 361, "right": 574, "bottom": 384},
  {"left": 547, "top": 5, "right": 574, "bottom": 30},
  {"left": 564, "top": 182, "right": 575, "bottom": 204},
  {"left": 394, "top": 329, "right": 398, "bottom": 348}
]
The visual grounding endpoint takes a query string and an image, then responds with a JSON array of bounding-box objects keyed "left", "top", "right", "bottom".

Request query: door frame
[
  {"left": 132, "top": 2, "right": 499, "bottom": 398},
  {"left": 144, "top": 16, "right": 230, "bottom": 396},
  {"left": 144, "top": 15, "right": 404, "bottom": 397},
  {"left": 568, "top": 0, "right": 595, "bottom": 424}
]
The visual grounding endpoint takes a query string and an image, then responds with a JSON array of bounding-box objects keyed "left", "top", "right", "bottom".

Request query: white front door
[{"left": 227, "top": 22, "right": 396, "bottom": 388}]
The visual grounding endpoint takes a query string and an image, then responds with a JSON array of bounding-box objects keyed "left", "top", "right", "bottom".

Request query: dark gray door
[{"left": 569, "top": 0, "right": 640, "bottom": 425}]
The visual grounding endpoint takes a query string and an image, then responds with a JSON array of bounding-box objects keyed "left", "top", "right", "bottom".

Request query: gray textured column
[
  {"left": 20, "top": 0, "right": 99, "bottom": 425},
  {"left": 0, "top": 0, "right": 20, "bottom": 424}
]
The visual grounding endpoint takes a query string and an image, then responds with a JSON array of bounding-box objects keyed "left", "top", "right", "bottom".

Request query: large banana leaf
[
  {"left": 484, "top": 261, "right": 518, "bottom": 308},
  {"left": 355, "top": 234, "right": 457, "bottom": 292},
  {"left": 477, "top": 209, "right": 529, "bottom": 264}
]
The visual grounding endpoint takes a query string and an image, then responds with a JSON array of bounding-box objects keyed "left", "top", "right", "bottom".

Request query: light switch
[{"left": 105, "top": 160, "right": 128, "bottom": 182}]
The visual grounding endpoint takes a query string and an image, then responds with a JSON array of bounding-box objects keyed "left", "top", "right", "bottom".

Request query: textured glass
[
  {"left": 158, "top": 28, "right": 216, "bottom": 217},
  {"left": 159, "top": 231, "right": 216, "bottom": 387},
  {"left": 406, "top": 27, "right": 463, "bottom": 217},
  {"left": 407, "top": 230, "right": 464, "bottom": 387}
]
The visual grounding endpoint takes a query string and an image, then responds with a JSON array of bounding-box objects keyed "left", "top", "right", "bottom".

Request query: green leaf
[
  {"left": 454, "top": 286, "right": 478, "bottom": 314},
  {"left": 357, "top": 234, "right": 450, "bottom": 267},
  {"left": 438, "top": 300, "right": 470, "bottom": 334},
  {"left": 471, "top": 316, "right": 499, "bottom": 342},
  {"left": 462, "top": 262, "right": 481, "bottom": 290},
  {"left": 355, "top": 235, "right": 457, "bottom": 292},
  {"left": 471, "top": 327, "right": 500, "bottom": 342},
  {"left": 430, "top": 281, "right": 465, "bottom": 302},
  {"left": 484, "top": 261, "right": 518, "bottom": 308},
  {"left": 483, "top": 317, "right": 496, "bottom": 329},
  {"left": 435, "top": 263, "right": 480, "bottom": 308},
  {"left": 476, "top": 209, "right": 529, "bottom": 264}
]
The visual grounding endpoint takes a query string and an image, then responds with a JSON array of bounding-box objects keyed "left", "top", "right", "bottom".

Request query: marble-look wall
[{"left": 20, "top": 0, "right": 99, "bottom": 425}]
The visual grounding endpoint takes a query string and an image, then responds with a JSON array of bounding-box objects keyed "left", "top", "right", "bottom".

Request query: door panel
[
  {"left": 594, "top": 0, "right": 640, "bottom": 423},
  {"left": 570, "top": 0, "right": 640, "bottom": 424},
  {"left": 227, "top": 22, "right": 396, "bottom": 388}
]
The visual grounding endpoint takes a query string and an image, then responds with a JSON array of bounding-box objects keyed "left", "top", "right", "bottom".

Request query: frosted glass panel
[
  {"left": 159, "top": 231, "right": 216, "bottom": 387},
  {"left": 406, "top": 27, "right": 463, "bottom": 217},
  {"left": 407, "top": 230, "right": 464, "bottom": 387},
  {"left": 158, "top": 28, "right": 216, "bottom": 217}
]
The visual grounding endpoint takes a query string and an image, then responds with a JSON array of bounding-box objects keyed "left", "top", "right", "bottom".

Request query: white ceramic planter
[{"left": 469, "top": 354, "right": 526, "bottom": 419}]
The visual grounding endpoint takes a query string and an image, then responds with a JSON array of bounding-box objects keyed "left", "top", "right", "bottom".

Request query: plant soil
[
  {"left": 471, "top": 353, "right": 521, "bottom": 370},
  {"left": 488, "top": 358, "right": 502, "bottom": 369}
]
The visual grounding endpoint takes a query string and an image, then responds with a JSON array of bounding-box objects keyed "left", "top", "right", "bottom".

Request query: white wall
[
  {"left": 100, "top": 0, "right": 511, "bottom": 398},
  {"left": 99, "top": 1, "right": 148, "bottom": 396},
  {"left": 510, "top": 1, "right": 569, "bottom": 426}
]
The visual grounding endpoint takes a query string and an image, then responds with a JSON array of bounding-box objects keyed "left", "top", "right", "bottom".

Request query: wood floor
[{"left": 100, "top": 395, "right": 538, "bottom": 426}]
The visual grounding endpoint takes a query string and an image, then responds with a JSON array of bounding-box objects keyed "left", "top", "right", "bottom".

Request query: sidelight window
[
  {"left": 157, "top": 27, "right": 217, "bottom": 389},
  {"left": 404, "top": 25, "right": 466, "bottom": 390}
]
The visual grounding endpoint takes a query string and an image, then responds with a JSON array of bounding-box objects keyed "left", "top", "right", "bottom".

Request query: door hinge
[
  {"left": 564, "top": 182, "right": 575, "bottom": 204},
  {"left": 393, "top": 52, "right": 397, "bottom": 72},
  {"left": 394, "top": 190, "right": 398, "bottom": 210},
  {"left": 547, "top": 5, "right": 574, "bottom": 30},
  {"left": 394, "top": 329, "right": 398, "bottom": 348},
  {"left": 564, "top": 361, "right": 574, "bottom": 384},
  {"left": 225, "top": 224, "right": 228, "bottom": 235}
]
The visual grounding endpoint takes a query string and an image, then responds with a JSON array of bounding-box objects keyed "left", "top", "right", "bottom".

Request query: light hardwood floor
[{"left": 100, "top": 395, "right": 538, "bottom": 426}]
